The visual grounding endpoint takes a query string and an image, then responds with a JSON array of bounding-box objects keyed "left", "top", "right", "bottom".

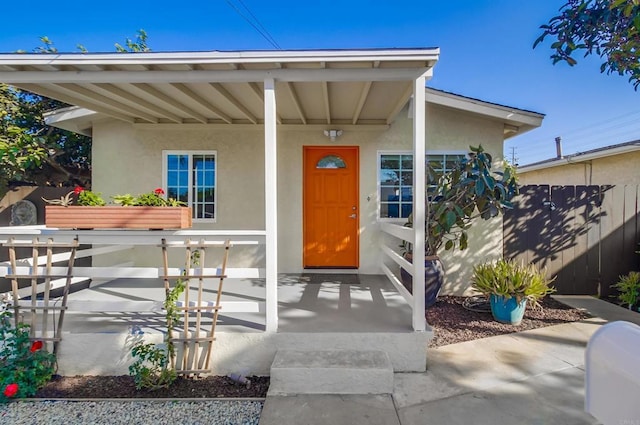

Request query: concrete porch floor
[
  {"left": 60, "top": 273, "right": 415, "bottom": 334},
  {"left": 49, "top": 274, "right": 430, "bottom": 375}
]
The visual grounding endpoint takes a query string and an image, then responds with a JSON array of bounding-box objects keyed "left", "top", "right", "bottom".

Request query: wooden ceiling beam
[
  {"left": 285, "top": 82, "right": 307, "bottom": 125},
  {"left": 16, "top": 83, "right": 135, "bottom": 123},
  {"left": 209, "top": 83, "right": 257, "bottom": 124},
  {"left": 57, "top": 83, "right": 159, "bottom": 123},
  {"left": 172, "top": 83, "right": 233, "bottom": 124},
  {"left": 89, "top": 83, "right": 183, "bottom": 123},
  {"left": 133, "top": 83, "right": 208, "bottom": 124}
]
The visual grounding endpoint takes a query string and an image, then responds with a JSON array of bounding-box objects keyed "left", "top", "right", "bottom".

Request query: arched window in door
[{"left": 316, "top": 155, "right": 346, "bottom": 169}]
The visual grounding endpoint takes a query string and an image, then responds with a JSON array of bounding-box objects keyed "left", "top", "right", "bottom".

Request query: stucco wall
[
  {"left": 519, "top": 151, "right": 640, "bottom": 186},
  {"left": 92, "top": 103, "right": 505, "bottom": 294}
]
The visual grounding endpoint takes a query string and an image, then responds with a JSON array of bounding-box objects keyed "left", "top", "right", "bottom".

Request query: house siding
[
  {"left": 519, "top": 151, "right": 640, "bottom": 186},
  {"left": 92, "top": 103, "right": 505, "bottom": 295}
]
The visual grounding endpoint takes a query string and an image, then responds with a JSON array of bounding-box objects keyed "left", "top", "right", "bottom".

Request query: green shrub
[
  {"left": 613, "top": 271, "right": 640, "bottom": 310},
  {"left": 471, "top": 259, "right": 556, "bottom": 308},
  {"left": 128, "top": 342, "right": 176, "bottom": 391},
  {"left": 0, "top": 310, "right": 56, "bottom": 401}
]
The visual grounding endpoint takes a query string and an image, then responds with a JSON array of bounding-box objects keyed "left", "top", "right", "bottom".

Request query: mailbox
[{"left": 585, "top": 321, "right": 640, "bottom": 425}]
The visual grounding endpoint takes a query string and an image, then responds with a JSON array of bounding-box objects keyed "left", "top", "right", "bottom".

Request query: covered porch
[
  {"left": 0, "top": 48, "right": 440, "bottom": 333},
  {"left": 0, "top": 226, "right": 429, "bottom": 374}
]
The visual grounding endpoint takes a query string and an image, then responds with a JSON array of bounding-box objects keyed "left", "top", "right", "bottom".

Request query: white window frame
[
  {"left": 377, "top": 150, "right": 468, "bottom": 222},
  {"left": 162, "top": 150, "right": 217, "bottom": 223}
]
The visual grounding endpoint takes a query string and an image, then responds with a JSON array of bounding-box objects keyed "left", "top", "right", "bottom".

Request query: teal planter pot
[{"left": 490, "top": 294, "right": 527, "bottom": 325}]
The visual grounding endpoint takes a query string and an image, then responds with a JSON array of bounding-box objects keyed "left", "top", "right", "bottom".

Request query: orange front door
[{"left": 303, "top": 146, "right": 359, "bottom": 268}]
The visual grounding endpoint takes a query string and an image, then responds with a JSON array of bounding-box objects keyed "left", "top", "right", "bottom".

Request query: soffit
[{"left": 0, "top": 49, "right": 439, "bottom": 126}]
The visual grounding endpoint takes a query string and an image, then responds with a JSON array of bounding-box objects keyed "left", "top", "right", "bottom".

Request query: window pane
[
  {"left": 401, "top": 155, "right": 413, "bottom": 170},
  {"left": 380, "top": 155, "right": 400, "bottom": 169},
  {"left": 379, "top": 169, "right": 399, "bottom": 184},
  {"left": 401, "top": 171, "right": 413, "bottom": 186},
  {"left": 316, "top": 155, "right": 346, "bottom": 169}
]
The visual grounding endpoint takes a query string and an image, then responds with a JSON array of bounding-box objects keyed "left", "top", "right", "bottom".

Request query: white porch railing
[
  {"left": 0, "top": 226, "right": 269, "bottom": 327},
  {"left": 379, "top": 222, "right": 425, "bottom": 331}
]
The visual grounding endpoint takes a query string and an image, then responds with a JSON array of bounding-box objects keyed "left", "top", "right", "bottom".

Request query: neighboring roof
[
  {"left": 425, "top": 88, "right": 544, "bottom": 139},
  {"left": 518, "top": 140, "right": 640, "bottom": 173},
  {"left": 0, "top": 48, "right": 439, "bottom": 127}
]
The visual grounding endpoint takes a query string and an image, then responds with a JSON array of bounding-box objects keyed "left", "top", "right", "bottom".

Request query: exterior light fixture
[{"left": 323, "top": 129, "right": 343, "bottom": 142}]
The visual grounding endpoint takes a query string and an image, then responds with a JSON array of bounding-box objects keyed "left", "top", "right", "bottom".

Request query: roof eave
[
  {"left": 425, "top": 88, "right": 544, "bottom": 138},
  {"left": 519, "top": 143, "right": 640, "bottom": 173},
  {"left": 0, "top": 48, "right": 440, "bottom": 66}
]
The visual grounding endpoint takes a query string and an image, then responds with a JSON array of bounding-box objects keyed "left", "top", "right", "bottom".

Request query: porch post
[
  {"left": 412, "top": 74, "right": 427, "bottom": 332},
  {"left": 264, "top": 77, "right": 278, "bottom": 332}
]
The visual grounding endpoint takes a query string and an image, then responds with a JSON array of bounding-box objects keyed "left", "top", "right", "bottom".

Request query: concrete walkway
[{"left": 259, "top": 296, "right": 640, "bottom": 425}]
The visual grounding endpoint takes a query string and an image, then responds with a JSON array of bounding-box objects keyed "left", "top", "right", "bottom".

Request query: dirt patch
[
  {"left": 30, "top": 296, "right": 589, "bottom": 399},
  {"left": 427, "top": 296, "right": 592, "bottom": 348},
  {"left": 34, "top": 375, "right": 269, "bottom": 399}
]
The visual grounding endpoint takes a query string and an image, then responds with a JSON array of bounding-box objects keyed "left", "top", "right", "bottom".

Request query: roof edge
[
  {"left": 0, "top": 47, "right": 440, "bottom": 65},
  {"left": 519, "top": 140, "right": 640, "bottom": 172}
]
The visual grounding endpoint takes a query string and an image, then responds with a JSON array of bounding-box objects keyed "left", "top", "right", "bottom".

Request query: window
[
  {"left": 378, "top": 151, "right": 466, "bottom": 219},
  {"left": 316, "top": 155, "right": 346, "bottom": 169},
  {"left": 164, "top": 151, "right": 216, "bottom": 220}
]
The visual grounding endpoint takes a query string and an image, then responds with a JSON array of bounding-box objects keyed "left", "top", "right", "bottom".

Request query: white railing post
[
  {"left": 264, "top": 77, "right": 278, "bottom": 332},
  {"left": 412, "top": 74, "right": 427, "bottom": 331}
]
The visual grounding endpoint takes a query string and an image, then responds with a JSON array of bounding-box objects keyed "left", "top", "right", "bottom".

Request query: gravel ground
[
  {"left": 426, "top": 295, "right": 592, "bottom": 348},
  {"left": 0, "top": 400, "right": 263, "bottom": 425}
]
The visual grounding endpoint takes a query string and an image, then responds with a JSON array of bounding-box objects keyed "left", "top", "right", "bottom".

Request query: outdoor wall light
[{"left": 323, "top": 129, "right": 343, "bottom": 141}]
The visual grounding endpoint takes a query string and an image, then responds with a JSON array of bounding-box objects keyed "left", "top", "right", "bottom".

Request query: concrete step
[{"left": 268, "top": 349, "right": 394, "bottom": 395}]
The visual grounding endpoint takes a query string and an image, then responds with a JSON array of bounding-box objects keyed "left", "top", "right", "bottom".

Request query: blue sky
[{"left": 1, "top": 0, "right": 638, "bottom": 165}]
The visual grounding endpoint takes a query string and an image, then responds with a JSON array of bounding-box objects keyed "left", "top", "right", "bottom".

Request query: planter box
[{"left": 45, "top": 206, "right": 192, "bottom": 229}]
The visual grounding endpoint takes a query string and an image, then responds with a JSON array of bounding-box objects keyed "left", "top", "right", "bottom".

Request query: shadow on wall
[
  {"left": 504, "top": 185, "right": 640, "bottom": 297},
  {"left": 0, "top": 186, "right": 92, "bottom": 293}
]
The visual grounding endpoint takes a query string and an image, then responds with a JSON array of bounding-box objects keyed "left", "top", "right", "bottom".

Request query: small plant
[
  {"left": 113, "top": 188, "right": 184, "bottom": 207},
  {"left": 42, "top": 186, "right": 105, "bottom": 206},
  {"left": 128, "top": 249, "right": 200, "bottom": 390},
  {"left": 613, "top": 271, "right": 640, "bottom": 311},
  {"left": 76, "top": 187, "right": 106, "bottom": 206},
  {"left": 471, "top": 259, "right": 556, "bottom": 308},
  {"left": 0, "top": 308, "right": 56, "bottom": 402},
  {"left": 128, "top": 342, "right": 176, "bottom": 391}
]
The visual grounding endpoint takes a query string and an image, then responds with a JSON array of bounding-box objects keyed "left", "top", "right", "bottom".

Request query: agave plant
[{"left": 471, "top": 259, "right": 556, "bottom": 308}]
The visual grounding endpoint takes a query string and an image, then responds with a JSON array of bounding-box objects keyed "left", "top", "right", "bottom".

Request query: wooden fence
[{"left": 503, "top": 185, "right": 640, "bottom": 296}]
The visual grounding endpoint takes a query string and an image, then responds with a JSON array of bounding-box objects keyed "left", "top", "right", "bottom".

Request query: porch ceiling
[{"left": 0, "top": 49, "right": 439, "bottom": 126}]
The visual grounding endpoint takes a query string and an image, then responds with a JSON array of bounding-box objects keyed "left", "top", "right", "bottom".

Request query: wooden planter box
[{"left": 45, "top": 206, "right": 193, "bottom": 229}]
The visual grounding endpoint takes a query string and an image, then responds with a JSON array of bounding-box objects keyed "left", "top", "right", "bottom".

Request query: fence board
[
  {"left": 553, "top": 186, "right": 577, "bottom": 293},
  {"left": 623, "top": 185, "right": 639, "bottom": 276}
]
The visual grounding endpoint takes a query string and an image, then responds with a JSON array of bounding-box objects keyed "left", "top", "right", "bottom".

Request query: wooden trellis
[
  {"left": 3, "top": 237, "right": 79, "bottom": 355},
  {"left": 160, "top": 238, "right": 231, "bottom": 376}
]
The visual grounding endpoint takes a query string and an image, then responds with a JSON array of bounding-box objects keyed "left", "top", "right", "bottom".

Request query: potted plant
[
  {"left": 400, "top": 145, "right": 519, "bottom": 307},
  {"left": 471, "top": 259, "right": 556, "bottom": 325},
  {"left": 43, "top": 187, "right": 192, "bottom": 229}
]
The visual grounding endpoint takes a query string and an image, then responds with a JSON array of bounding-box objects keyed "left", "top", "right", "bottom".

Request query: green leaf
[
  {"left": 445, "top": 210, "right": 457, "bottom": 228},
  {"left": 475, "top": 178, "right": 485, "bottom": 196}
]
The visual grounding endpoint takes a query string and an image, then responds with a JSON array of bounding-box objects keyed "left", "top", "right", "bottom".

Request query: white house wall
[{"left": 91, "top": 103, "right": 504, "bottom": 294}]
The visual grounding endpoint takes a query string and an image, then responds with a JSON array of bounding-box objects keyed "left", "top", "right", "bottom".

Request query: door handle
[{"left": 349, "top": 214, "right": 357, "bottom": 219}]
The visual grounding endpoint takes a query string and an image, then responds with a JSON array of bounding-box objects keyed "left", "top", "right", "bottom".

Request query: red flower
[
  {"left": 3, "top": 383, "right": 18, "bottom": 398},
  {"left": 73, "top": 186, "right": 84, "bottom": 195},
  {"left": 154, "top": 188, "right": 165, "bottom": 195},
  {"left": 30, "top": 341, "right": 43, "bottom": 352}
]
